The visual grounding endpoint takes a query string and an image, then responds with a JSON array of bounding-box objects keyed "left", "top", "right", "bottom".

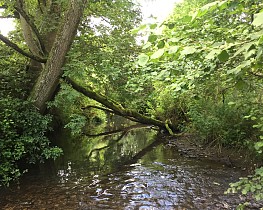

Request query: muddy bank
[{"left": 166, "top": 134, "right": 262, "bottom": 174}]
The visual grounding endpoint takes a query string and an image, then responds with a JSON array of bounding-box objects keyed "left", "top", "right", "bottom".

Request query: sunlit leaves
[
  {"left": 151, "top": 48, "right": 165, "bottom": 59},
  {"left": 131, "top": 24, "right": 147, "bottom": 34},
  {"left": 252, "top": 12, "right": 263, "bottom": 27},
  {"left": 180, "top": 46, "right": 197, "bottom": 56},
  {"left": 168, "top": 45, "right": 179, "bottom": 54},
  {"left": 255, "top": 141, "right": 263, "bottom": 153},
  {"left": 137, "top": 53, "right": 149, "bottom": 66},
  {"left": 205, "top": 49, "right": 220, "bottom": 60},
  {"left": 192, "top": 0, "right": 228, "bottom": 21}
]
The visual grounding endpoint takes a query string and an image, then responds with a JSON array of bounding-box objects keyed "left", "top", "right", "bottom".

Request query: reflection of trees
[
  {"left": 85, "top": 124, "right": 153, "bottom": 136},
  {"left": 87, "top": 126, "right": 157, "bottom": 168},
  {"left": 87, "top": 130, "right": 128, "bottom": 158},
  {"left": 119, "top": 133, "right": 165, "bottom": 167},
  {"left": 53, "top": 119, "right": 161, "bottom": 181}
]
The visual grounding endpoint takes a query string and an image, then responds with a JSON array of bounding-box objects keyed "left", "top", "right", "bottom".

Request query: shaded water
[{"left": 0, "top": 118, "right": 249, "bottom": 209}]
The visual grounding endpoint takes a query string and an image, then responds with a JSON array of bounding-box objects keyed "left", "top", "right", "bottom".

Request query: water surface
[{"left": 0, "top": 119, "right": 248, "bottom": 209}]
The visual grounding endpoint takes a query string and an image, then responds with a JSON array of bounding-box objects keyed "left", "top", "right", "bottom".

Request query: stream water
[{"left": 0, "top": 118, "right": 254, "bottom": 209}]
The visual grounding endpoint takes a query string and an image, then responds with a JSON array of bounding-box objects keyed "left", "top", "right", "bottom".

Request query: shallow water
[{"left": 0, "top": 120, "right": 251, "bottom": 209}]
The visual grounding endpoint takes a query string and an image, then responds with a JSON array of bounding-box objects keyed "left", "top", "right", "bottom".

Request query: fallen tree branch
[
  {"left": 82, "top": 105, "right": 115, "bottom": 114},
  {"left": 82, "top": 105, "right": 141, "bottom": 123},
  {"left": 65, "top": 77, "right": 179, "bottom": 133}
]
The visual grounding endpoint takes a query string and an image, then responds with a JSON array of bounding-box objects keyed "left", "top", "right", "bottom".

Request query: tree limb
[
  {"left": 82, "top": 105, "right": 141, "bottom": 123},
  {"left": 82, "top": 105, "right": 115, "bottom": 114},
  {"left": 0, "top": 34, "right": 47, "bottom": 62},
  {"left": 15, "top": 0, "right": 47, "bottom": 55},
  {"left": 65, "top": 77, "right": 180, "bottom": 132}
]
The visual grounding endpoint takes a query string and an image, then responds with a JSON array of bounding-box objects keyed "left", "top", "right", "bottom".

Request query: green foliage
[
  {"left": 64, "top": 114, "right": 87, "bottom": 136},
  {"left": 226, "top": 167, "right": 263, "bottom": 201},
  {"left": 62, "top": 0, "right": 143, "bottom": 107},
  {"left": 50, "top": 82, "right": 106, "bottom": 136},
  {"left": 0, "top": 41, "right": 29, "bottom": 98},
  {"left": 0, "top": 97, "right": 62, "bottom": 186},
  {"left": 132, "top": 0, "right": 263, "bottom": 202},
  {"left": 187, "top": 99, "right": 255, "bottom": 147},
  {"left": 133, "top": 0, "right": 263, "bottom": 146}
]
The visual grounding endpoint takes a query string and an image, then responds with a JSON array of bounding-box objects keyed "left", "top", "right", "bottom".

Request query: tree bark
[
  {"left": 29, "top": 0, "right": 87, "bottom": 113},
  {"left": 65, "top": 77, "right": 180, "bottom": 133}
]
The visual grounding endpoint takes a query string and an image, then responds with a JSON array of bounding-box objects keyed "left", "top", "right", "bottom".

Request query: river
[{"left": 0, "top": 117, "right": 254, "bottom": 209}]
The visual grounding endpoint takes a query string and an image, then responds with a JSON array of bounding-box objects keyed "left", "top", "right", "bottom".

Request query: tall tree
[{"left": 1, "top": 0, "right": 86, "bottom": 112}]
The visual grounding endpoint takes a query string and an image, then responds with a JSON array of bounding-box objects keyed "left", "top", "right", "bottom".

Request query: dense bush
[
  {"left": 0, "top": 97, "right": 62, "bottom": 186},
  {"left": 187, "top": 99, "right": 256, "bottom": 148}
]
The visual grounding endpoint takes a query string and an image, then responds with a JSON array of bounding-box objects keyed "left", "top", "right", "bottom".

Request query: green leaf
[
  {"left": 244, "top": 49, "right": 256, "bottom": 60},
  {"left": 131, "top": 24, "right": 147, "bottom": 34},
  {"left": 217, "top": 50, "right": 229, "bottom": 62},
  {"left": 251, "top": 116, "right": 257, "bottom": 120},
  {"left": 205, "top": 49, "right": 220, "bottom": 60},
  {"left": 151, "top": 49, "right": 165, "bottom": 59},
  {"left": 252, "top": 12, "right": 263, "bottom": 27},
  {"left": 181, "top": 15, "right": 192, "bottom": 23},
  {"left": 255, "top": 141, "right": 263, "bottom": 150},
  {"left": 149, "top": 23, "right": 157, "bottom": 29},
  {"left": 167, "top": 23, "right": 175, "bottom": 29},
  {"left": 168, "top": 38, "right": 180, "bottom": 43},
  {"left": 142, "top": 42, "right": 152, "bottom": 50},
  {"left": 180, "top": 46, "right": 196, "bottom": 56},
  {"left": 235, "top": 79, "right": 247, "bottom": 90},
  {"left": 168, "top": 46, "right": 179, "bottom": 54},
  {"left": 148, "top": 34, "right": 158, "bottom": 43},
  {"left": 233, "top": 43, "right": 253, "bottom": 58},
  {"left": 157, "top": 40, "right": 165, "bottom": 49},
  {"left": 200, "top": 1, "right": 220, "bottom": 11},
  {"left": 137, "top": 54, "right": 149, "bottom": 66}
]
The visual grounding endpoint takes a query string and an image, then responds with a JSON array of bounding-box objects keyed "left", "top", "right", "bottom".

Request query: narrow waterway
[{"left": 0, "top": 118, "right": 251, "bottom": 209}]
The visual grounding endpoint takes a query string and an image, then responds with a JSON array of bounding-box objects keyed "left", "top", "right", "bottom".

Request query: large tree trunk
[
  {"left": 65, "top": 78, "right": 180, "bottom": 133},
  {"left": 29, "top": 0, "right": 87, "bottom": 113}
]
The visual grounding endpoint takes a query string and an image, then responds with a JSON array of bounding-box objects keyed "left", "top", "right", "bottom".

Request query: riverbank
[{"left": 166, "top": 133, "right": 262, "bottom": 174}]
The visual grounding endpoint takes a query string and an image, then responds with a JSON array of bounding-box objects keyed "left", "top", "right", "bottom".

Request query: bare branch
[{"left": 0, "top": 34, "right": 47, "bottom": 62}]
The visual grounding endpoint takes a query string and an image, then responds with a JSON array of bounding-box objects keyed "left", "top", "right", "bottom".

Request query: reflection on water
[{"left": 0, "top": 117, "right": 247, "bottom": 209}]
